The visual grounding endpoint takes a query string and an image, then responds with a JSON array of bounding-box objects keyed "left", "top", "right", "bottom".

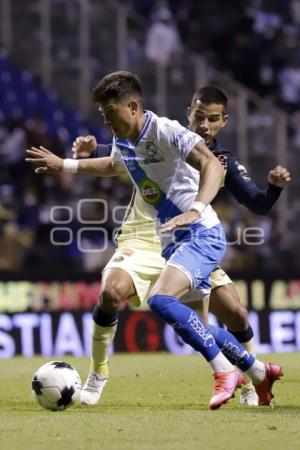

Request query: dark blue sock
[
  {"left": 230, "top": 325, "right": 254, "bottom": 344},
  {"left": 148, "top": 294, "right": 220, "bottom": 362},
  {"left": 207, "top": 325, "right": 255, "bottom": 371},
  {"left": 92, "top": 304, "right": 118, "bottom": 327}
]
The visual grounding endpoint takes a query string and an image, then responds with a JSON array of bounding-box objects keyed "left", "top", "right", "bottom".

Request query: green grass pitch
[{"left": 0, "top": 353, "right": 299, "bottom": 450}]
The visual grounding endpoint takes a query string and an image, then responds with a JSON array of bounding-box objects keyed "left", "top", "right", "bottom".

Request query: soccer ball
[{"left": 32, "top": 361, "right": 81, "bottom": 411}]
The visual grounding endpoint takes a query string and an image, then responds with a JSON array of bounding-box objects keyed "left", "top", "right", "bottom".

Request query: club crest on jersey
[
  {"left": 138, "top": 178, "right": 162, "bottom": 205},
  {"left": 144, "top": 141, "right": 165, "bottom": 164},
  {"left": 216, "top": 153, "right": 228, "bottom": 169},
  {"left": 112, "top": 249, "right": 133, "bottom": 262}
]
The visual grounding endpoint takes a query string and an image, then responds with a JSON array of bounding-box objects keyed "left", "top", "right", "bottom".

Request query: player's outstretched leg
[
  {"left": 80, "top": 305, "right": 117, "bottom": 405},
  {"left": 148, "top": 294, "right": 245, "bottom": 409},
  {"left": 209, "top": 283, "right": 258, "bottom": 405},
  {"left": 207, "top": 325, "right": 283, "bottom": 406},
  {"left": 230, "top": 327, "right": 258, "bottom": 406}
]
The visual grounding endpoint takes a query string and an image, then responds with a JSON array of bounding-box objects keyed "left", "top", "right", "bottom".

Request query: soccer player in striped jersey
[
  {"left": 73, "top": 86, "right": 289, "bottom": 406},
  {"left": 26, "top": 73, "right": 286, "bottom": 409}
]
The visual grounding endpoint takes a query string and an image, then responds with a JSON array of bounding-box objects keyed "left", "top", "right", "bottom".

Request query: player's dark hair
[
  {"left": 191, "top": 86, "right": 228, "bottom": 112},
  {"left": 92, "top": 71, "right": 143, "bottom": 105}
]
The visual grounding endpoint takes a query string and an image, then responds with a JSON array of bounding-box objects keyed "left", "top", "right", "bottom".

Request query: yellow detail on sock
[
  {"left": 89, "top": 322, "right": 117, "bottom": 374},
  {"left": 90, "top": 361, "right": 109, "bottom": 377},
  {"left": 241, "top": 337, "right": 256, "bottom": 357}
]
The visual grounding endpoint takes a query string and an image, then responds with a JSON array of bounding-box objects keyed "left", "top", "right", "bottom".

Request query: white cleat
[
  {"left": 240, "top": 386, "right": 259, "bottom": 406},
  {"left": 80, "top": 372, "right": 108, "bottom": 405}
]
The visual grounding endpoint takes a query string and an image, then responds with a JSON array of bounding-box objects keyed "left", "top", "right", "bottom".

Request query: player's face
[
  {"left": 187, "top": 101, "right": 228, "bottom": 146},
  {"left": 98, "top": 98, "right": 137, "bottom": 139}
]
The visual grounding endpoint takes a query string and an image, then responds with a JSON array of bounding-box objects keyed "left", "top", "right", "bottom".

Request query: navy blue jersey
[
  {"left": 210, "top": 140, "right": 282, "bottom": 215},
  {"left": 91, "top": 141, "right": 282, "bottom": 215}
]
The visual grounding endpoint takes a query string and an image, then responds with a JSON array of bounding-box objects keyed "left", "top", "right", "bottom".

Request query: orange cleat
[
  {"left": 254, "top": 363, "right": 283, "bottom": 406},
  {"left": 209, "top": 370, "right": 245, "bottom": 410}
]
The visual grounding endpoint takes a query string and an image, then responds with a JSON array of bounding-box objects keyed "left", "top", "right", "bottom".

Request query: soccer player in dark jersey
[{"left": 186, "top": 86, "right": 290, "bottom": 404}]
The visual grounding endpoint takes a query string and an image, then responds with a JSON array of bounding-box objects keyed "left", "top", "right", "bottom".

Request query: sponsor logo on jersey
[{"left": 138, "top": 178, "right": 162, "bottom": 205}]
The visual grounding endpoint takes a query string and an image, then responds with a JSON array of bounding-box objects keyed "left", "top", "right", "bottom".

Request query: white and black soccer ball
[{"left": 32, "top": 361, "right": 81, "bottom": 411}]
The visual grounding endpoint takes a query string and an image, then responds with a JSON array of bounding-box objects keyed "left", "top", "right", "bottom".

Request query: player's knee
[
  {"left": 100, "top": 283, "right": 125, "bottom": 314},
  {"left": 148, "top": 294, "right": 178, "bottom": 316}
]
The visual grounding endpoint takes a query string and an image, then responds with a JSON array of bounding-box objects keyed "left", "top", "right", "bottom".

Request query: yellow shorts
[
  {"left": 210, "top": 267, "right": 233, "bottom": 289},
  {"left": 102, "top": 246, "right": 164, "bottom": 307},
  {"left": 103, "top": 247, "right": 232, "bottom": 307}
]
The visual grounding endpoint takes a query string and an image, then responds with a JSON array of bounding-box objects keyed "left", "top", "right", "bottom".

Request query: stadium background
[{"left": 1, "top": 0, "right": 300, "bottom": 358}]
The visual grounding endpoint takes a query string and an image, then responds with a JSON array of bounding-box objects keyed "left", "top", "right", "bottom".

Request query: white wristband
[
  {"left": 190, "top": 201, "right": 206, "bottom": 216},
  {"left": 63, "top": 159, "right": 79, "bottom": 173}
]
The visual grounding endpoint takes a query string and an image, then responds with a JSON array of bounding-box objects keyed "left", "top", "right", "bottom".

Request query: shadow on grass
[
  {"left": 2, "top": 400, "right": 300, "bottom": 414},
  {"left": 74, "top": 402, "right": 300, "bottom": 413}
]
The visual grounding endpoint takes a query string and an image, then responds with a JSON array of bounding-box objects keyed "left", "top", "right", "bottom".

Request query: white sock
[
  {"left": 240, "top": 337, "right": 257, "bottom": 388},
  {"left": 209, "top": 352, "right": 235, "bottom": 373},
  {"left": 246, "top": 360, "right": 266, "bottom": 385}
]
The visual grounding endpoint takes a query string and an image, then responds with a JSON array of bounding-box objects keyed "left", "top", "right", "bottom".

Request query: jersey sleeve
[
  {"left": 224, "top": 154, "right": 282, "bottom": 215},
  {"left": 157, "top": 118, "right": 203, "bottom": 160},
  {"left": 91, "top": 144, "right": 112, "bottom": 158},
  {"left": 75, "top": 143, "right": 112, "bottom": 159}
]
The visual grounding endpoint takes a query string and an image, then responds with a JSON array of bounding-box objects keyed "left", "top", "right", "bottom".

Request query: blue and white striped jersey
[{"left": 111, "top": 110, "right": 219, "bottom": 247}]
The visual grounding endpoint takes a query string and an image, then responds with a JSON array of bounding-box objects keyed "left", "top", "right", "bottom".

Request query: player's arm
[
  {"left": 186, "top": 141, "right": 224, "bottom": 206},
  {"left": 26, "top": 146, "right": 121, "bottom": 176},
  {"left": 72, "top": 135, "right": 112, "bottom": 158},
  {"left": 161, "top": 141, "right": 223, "bottom": 231},
  {"left": 225, "top": 155, "right": 291, "bottom": 215},
  {"left": 91, "top": 144, "right": 112, "bottom": 158}
]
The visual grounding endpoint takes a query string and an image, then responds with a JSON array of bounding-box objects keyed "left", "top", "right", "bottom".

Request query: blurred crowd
[
  {"left": 139, "top": 0, "right": 300, "bottom": 114},
  {"left": 0, "top": 113, "right": 132, "bottom": 274}
]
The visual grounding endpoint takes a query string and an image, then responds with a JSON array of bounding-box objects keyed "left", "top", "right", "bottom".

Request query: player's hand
[
  {"left": 25, "top": 146, "right": 63, "bottom": 174},
  {"left": 72, "top": 135, "right": 97, "bottom": 159},
  {"left": 160, "top": 210, "right": 199, "bottom": 232},
  {"left": 268, "top": 165, "right": 291, "bottom": 188}
]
